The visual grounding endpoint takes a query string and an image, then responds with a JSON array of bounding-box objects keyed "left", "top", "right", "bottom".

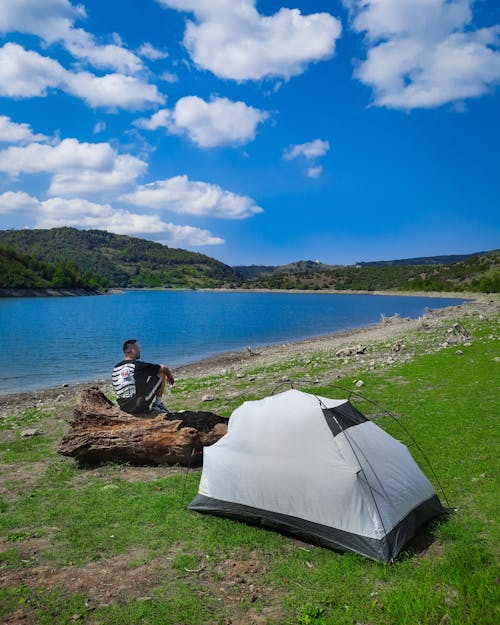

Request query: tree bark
[{"left": 58, "top": 386, "right": 228, "bottom": 466}]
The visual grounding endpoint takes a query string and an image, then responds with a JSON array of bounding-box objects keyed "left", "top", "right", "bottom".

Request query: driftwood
[
  {"left": 58, "top": 386, "right": 228, "bottom": 466},
  {"left": 452, "top": 322, "right": 472, "bottom": 340}
]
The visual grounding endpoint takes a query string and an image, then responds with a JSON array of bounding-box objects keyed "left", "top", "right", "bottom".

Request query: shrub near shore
[{"left": 0, "top": 300, "right": 498, "bottom": 624}]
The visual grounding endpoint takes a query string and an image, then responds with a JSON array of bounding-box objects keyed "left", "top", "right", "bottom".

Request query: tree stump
[{"left": 58, "top": 386, "right": 228, "bottom": 466}]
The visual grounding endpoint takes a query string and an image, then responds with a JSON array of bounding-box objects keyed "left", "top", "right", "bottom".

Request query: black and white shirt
[{"left": 112, "top": 359, "right": 161, "bottom": 412}]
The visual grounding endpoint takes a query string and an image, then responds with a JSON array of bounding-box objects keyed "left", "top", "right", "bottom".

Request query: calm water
[{"left": 0, "top": 290, "right": 466, "bottom": 395}]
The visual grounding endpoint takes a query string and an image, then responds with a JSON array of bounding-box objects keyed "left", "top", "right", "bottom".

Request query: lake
[{"left": 0, "top": 290, "right": 467, "bottom": 395}]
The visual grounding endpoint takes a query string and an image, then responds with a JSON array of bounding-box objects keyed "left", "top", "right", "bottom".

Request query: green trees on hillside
[{"left": 0, "top": 245, "right": 106, "bottom": 290}]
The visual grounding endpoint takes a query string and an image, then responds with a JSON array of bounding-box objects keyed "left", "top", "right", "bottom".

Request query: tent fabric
[{"left": 189, "top": 389, "right": 446, "bottom": 561}]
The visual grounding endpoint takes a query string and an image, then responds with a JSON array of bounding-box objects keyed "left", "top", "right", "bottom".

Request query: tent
[{"left": 189, "top": 389, "right": 446, "bottom": 562}]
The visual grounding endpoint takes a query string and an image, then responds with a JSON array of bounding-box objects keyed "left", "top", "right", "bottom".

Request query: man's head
[{"left": 123, "top": 339, "right": 140, "bottom": 359}]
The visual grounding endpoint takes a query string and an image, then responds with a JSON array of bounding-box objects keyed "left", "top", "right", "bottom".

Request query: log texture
[{"left": 58, "top": 386, "right": 228, "bottom": 466}]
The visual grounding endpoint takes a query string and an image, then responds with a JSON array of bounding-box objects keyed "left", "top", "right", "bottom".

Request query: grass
[{"left": 0, "top": 309, "right": 498, "bottom": 624}]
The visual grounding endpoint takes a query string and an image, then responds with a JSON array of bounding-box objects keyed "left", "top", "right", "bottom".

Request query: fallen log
[{"left": 58, "top": 386, "right": 228, "bottom": 466}]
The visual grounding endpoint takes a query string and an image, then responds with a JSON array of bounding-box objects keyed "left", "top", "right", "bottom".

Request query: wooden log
[{"left": 58, "top": 386, "right": 228, "bottom": 466}]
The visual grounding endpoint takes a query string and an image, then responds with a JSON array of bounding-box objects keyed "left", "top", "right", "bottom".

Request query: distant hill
[
  {"left": 356, "top": 252, "right": 492, "bottom": 267},
  {"left": 0, "top": 228, "right": 240, "bottom": 289},
  {"left": 241, "top": 250, "right": 499, "bottom": 293},
  {"left": 2, "top": 228, "right": 497, "bottom": 293},
  {"left": 233, "top": 260, "right": 337, "bottom": 280}
]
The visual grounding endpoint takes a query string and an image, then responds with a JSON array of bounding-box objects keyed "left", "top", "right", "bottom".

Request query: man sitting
[{"left": 112, "top": 338, "right": 175, "bottom": 415}]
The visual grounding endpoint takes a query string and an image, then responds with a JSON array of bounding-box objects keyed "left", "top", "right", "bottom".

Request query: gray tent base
[{"left": 189, "top": 493, "right": 447, "bottom": 562}]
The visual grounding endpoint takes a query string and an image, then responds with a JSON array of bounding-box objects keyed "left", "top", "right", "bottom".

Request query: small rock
[
  {"left": 56, "top": 394, "right": 65, "bottom": 402},
  {"left": 21, "top": 428, "right": 40, "bottom": 437},
  {"left": 494, "top": 357, "right": 500, "bottom": 363},
  {"left": 220, "top": 369, "right": 227, "bottom": 375},
  {"left": 456, "top": 350, "right": 464, "bottom": 355},
  {"left": 201, "top": 394, "right": 215, "bottom": 402},
  {"left": 355, "top": 380, "right": 364, "bottom": 388}
]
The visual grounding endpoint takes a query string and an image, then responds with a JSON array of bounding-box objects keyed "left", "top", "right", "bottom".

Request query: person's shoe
[{"left": 152, "top": 397, "right": 168, "bottom": 413}]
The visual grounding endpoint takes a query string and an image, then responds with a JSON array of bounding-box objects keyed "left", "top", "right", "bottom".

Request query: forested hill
[
  {"left": 239, "top": 250, "right": 499, "bottom": 293},
  {"left": 0, "top": 244, "right": 100, "bottom": 290},
  {"left": 0, "top": 228, "right": 239, "bottom": 289},
  {"left": 1, "top": 228, "right": 498, "bottom": 293}
]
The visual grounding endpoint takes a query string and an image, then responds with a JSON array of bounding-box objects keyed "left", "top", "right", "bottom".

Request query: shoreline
[{"left": 1, "top": 293, "right": 495, "bottom": 411}]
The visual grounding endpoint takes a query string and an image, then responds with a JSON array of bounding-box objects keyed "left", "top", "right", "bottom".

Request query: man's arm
[{"left": 160, "top": 364, "right": 175, "bottom": 385}]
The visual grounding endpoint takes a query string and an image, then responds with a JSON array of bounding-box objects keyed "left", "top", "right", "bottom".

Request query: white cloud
[
  {"left": 49, "top": 154, "right": 147, "bottom": 196},
  {"left": 138, "top": 42, "right": 168, "bottom": 61},
  {"left": 283, "top": 139, "right": 330, "bottom": 160},
  {"left": 134, "top": 109, "right": 172, "bottom": 131},
  {"left": 93, "top": 121, "right": 106, "bottom": 134},
  {"left": 0, "top": 190, "right": 39, "bottom": 214},
  {"left": 0, "top": 43, "right": 65, "bottom": 97},
  {"left": 64, "top": 31, "right": 145, "bottom": 74},
  {"left": 160, "top": 70, "right": 179, "bottom": 83},
  {"left": 64, "top": 70, "right": 165, "bottom": 110},
  {"left": 0, "top": 191, "right": 224, "bottom": 246},
  {"left": 0, "top": 0, "right": 145, "bottom": 74},
  {"left": 135, "top": 96, "right": 268, "bottom": 147},
  {"left": 0, "top": 139, "right": 115, "bottom": 176},
  {"left": 283, "top": 139, "right": 330, "bottom": 178},
  {"left": 307, "top": 166, "right": 323, "bottom": 179},
  {"left": 122, "top": 175, "right": 263, "bottom": 219},
  {"left": 156, "top": 0, "right": 342, "bottom": 80},
  {"left": 345, "top": 0, "right": 500, "bottom": 109},
  {"left": 0, "top": 138, "right": 147, "bottom": 195},
  {"left": 0, "top": 43, "right": 164, "bottom": 110},
  {"left": 0, "top": 116, "right": 48, "bottom": 144}
]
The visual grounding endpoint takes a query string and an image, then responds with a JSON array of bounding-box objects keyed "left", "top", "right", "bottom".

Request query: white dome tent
[{"left": 189, "top": 389, "right": 447, "bottom": 562}]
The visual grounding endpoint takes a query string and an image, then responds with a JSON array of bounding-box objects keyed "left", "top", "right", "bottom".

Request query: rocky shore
[{"left": 1, "top": 293, "right": 497, "bottom": 415}]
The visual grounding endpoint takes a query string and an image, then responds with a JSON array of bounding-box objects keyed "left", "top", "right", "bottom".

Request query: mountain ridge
[{"left": 0, "top": 228, "right": 498, "bottom": 293}]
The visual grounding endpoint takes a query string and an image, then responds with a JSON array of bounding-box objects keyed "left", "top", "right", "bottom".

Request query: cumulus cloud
[
  {"left": 138, "top": 42, "right": 168, "bottom": 61},
  {"left": 64, "top": 70, "right": 165, "bottom": 110},
  {"left": 122, "top": 175, "right": 263, "bottom": 219},
  {"left": 283, "top": 139, "right": 330, "bottom": 160},
  {"left": 283, "top": 139, "right": 330, "bottom": 178},
  {"left": 134, "top": 109, "right": 172, "bottom": 131},
  {"left": 0, "top": 138, "right": 147, "bottom": 196},
  {"left": 0, "top": 190, "right": 39, "bottom": 214},
  {"left": 0, "top": 43, "right": 164, "bottom": 110},
  {"left": 49, "top": 154, "right": 147, "bottom": 196},
  {"left": 0, "top": 43, "right": 65, "bottom": 98},
  {"left": 0, "top": 139, "right": 115, "bottom": 176},
  {"left": 135, "top": 96, "right": 268, "bottom": 147},
  {"left": 0, "top": 191, "right": 224, "bottom": 246},
  {"left": 345, "top": 0, "right": 500, "bottom": 109},
  {"left": 0, "top": 0, "right": 145, "bottom": 74},
  {"left": 0, "top": 116, "right": 48, "bottom": 144},
  {"left": 156, "top": 0, "right": 342, "bottom": 80}
]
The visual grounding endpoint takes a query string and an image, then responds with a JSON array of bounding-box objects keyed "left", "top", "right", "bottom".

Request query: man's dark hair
[{"left": 123, "top": 339, "right": 137, "bottom": 354}]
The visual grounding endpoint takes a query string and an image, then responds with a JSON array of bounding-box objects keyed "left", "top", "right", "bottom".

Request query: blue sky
[{"left": 0, "top": 0, "right": 498, "bottom": 266}]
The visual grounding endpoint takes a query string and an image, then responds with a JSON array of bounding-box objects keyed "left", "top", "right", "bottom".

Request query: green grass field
[{"left": 0, "top": 312, "right": 498, "bottom": 624}]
